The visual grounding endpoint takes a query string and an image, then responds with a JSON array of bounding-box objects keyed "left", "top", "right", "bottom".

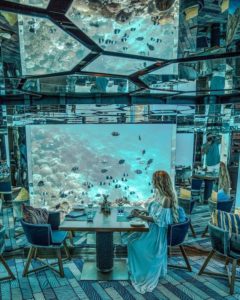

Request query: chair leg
[
  {"left": 33, "top": 248, "right": 38, "bottom": 259},
  {"left": 198, "top": 249, "right": 215, "bottom": 275},
  {"left": 63, "top": 241, "right": 71, "bottom": 260},
  {"left": 23, "top": 246, "right": 35, "bottom": 277},
  {"left": 179, "top": 245, "right": 192, "bottom": 272},
  {"left": 0, "top": 255, "right": 15, "bottom": 280},
  {"left": 56, "top": 248, "right": 64, "bottom": 277},
  {"left": 225, "top": 257, "right": 230, "bottom": 267},
  {"left": 189, "top": 222, "right": 197, "bottom": 238},
  {"left": 201, "top": 225, "right": 209, "bottom": 238},
  {"left": 230, "top": 259, "right": 237, "bottom": 295}
]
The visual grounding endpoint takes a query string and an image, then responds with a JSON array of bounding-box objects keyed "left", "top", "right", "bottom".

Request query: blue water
[{"left": 29, "top": 124, "right": 174, "bottom": 206}]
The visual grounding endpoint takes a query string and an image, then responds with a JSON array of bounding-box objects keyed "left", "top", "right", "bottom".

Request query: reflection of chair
[
  {"left": 191, "top": 178, "right": 203, "bottom": 202},
  {"left": 202, "top": 199, "right": 234, "bottom": 237},
  {"left": 0, "top": 182, "right": 12, "bottom": 203},
  {"left": 21, "top": 211, "right": 70, "bottom": 277},
  {"left": 178, "top": 198, "right": 197, "bottom": 238},
  {"left": 167, "top": 218, "right": 192, "bottom": 271},
  {"left": 13, "top": 200, "right": 30, "bottom": 236},
  {"left": 198, "top": 222, "right": 240, "bottom": 295},
  {"left": 0, "top": 227, "right": 15, "bottom": 281}
]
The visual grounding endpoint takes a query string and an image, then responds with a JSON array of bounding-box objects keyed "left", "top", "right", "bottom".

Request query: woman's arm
[{"left": 138, "top": 215, "right": 154, "bottom": 222}]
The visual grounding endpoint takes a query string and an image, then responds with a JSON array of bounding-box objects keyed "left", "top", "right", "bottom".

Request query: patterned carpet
[
  {"left": 1, "top": 203, "right": 239, "bottom": 299},
  {"left": 0, "top": 255, "right": 240, "bottom": 299}
]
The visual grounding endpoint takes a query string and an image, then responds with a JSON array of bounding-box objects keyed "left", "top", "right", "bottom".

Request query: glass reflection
[
  {"left": 141, "top": 57, "right": 240, "bottom": 95},
  {"left": 5, "top": 0, "right": 50, "bottom": 8},
  {"left": 23, "top": 75, "right": 137, "bottom": 94},
  {"left": 83, "top": 55, "right": 154, "bottom": 75},
  {"left": 67, "top": 0, "right": 179, "bottom": 59},
  {"left": 18, "top": 15, "right": 90, "bottom": 75}
]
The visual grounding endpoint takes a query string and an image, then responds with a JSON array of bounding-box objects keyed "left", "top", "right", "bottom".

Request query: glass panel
[
  {"left": 18, "top": 15, "right": 91, "bottom": 75},
  {"left": 28, "top": 124, "right": 174, "bottom": 207},
  {"left": 67, "top": 0, "right": 180, "bottom": 59},
  {"left": 141, "top": 57, "right": 240, "bottom": 95},
  {"left": 83, "top": 55, "right": 154, "bottom": 75},
  {"left": 179, "top": 0, "right": 229, "bottom": 58},
  {"left": 5, "top": 0, "right": 50, "bottom": 8},
  {"left": 23, "top": 75, "right": 138, "bottom": 93}
]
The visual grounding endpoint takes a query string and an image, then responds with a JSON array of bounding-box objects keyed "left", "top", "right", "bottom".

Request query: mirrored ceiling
[
  {"left": 18, "top": 14, "right": 91, "bottom": 75},
  {"left": 67, "top": 0, "right": 179, "bottom": 59},
  {"left": 23, "top": 75, "right": 138, "bottom": 94},
  {"left": 82, "top": 54, "right": 154, "bottom": 76},
  {"left": 5, "top": 0, "right": 50, "bottom": 8},
  {"left": 141, "top": 56, "right": 240, "bottom": 96}
]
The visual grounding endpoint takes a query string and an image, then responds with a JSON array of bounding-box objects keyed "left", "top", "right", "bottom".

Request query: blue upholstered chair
[
  {"left": 178, "top": 198, "right": 197, "bottom": 238},
  {"left": 191, "top": 178, "right": 203, "bottom": 202},
  {"left": 167, "top": 218, "right": 192, "bottom": 271},
  {"left": 0, "top": 226, "right": 15, "bottom": 281},
  {"left": 21, "top": 211, "right": 70, "bottom": 277},
  {"left": 198, "top": 222, "right": 240, "bottom": 295},
  {"left": 202, "top": 198, "right": 234, "bottom": 237}
]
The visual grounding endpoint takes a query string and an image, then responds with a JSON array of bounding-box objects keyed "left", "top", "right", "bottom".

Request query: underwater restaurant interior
[{"left": 1, "top": 0, "right": 240, "bottom": 299}]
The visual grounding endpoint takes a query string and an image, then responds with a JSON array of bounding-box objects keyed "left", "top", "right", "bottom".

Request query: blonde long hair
[
  {"left": 218, "top": 162, "right": 231, "bottom": 195},
  {"left": 152, "top": 170, "right": 179, "bottom": 223}
]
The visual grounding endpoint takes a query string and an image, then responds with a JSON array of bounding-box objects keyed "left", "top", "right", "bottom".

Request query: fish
[
  {"left": 148, "top": 182, "right": 151, "bottom": 186},
  {"left": 142, "top": 150, "right": 146, "bottom": 155},
  {"left": 119, "top": 159, "right": 125, "bottom": 164},
  {"left": 37, "top": 180, "right": 44, "bottom": 187},
  {"left": 136, "top": 157, "right": 141, "bottom": 160},
  {"left": 136, "top": 37, "right": 144, "bottom": 41},
  {"left": 71, "top": 166, "right": 79, "bottom": 172},
  {"left": 114, "top": 29, "right": 120, "bottom": 34},
  {"left": 147, "top": 159, "right": 153, "bottom": 165},
  {"left": 139, "top": 135, "right": 141, "bottom": 140},
  {"left": 112, "top": 131, "right": 120, "bottom": 136},
  {"left": 106, "top": 176, "right": 109, "bottom": 180},
  {"left": 130, "top": 191, "right": 135, "bottom": 195},
  {"left": 96, "top": 194, "right": 101, "bottom": 197},
  {"left": 147, "top": 43, "right": 154, "bottom": 51},
  {"left": 101, "top": 169, "right": 108, "bottom": 173},
  {"left": 135, "top": 170, "right": 143, "bottom": 174}
]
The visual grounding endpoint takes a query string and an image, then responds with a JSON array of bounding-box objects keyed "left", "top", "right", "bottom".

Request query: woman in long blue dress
[
  {"left": 127, "top": 170, "right": 180, "bottom": 294},
  {"left": 217, "top": 162, "right": 231, "bottom": 202}
]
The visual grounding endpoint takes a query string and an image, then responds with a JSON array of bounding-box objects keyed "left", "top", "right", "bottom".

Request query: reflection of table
[
  {"left": 192, "top": 173, "right": 218, "bottom": 201},
  {"left": 59, "top": 207, "right": 149, "bottom": 280}
]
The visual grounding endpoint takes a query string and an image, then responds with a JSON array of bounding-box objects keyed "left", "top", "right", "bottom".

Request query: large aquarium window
[{"left": 27, "top": 124, "right": 175, "bottom": 208}]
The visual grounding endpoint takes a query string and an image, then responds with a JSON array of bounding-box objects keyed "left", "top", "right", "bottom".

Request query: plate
[
  {"left": 130, "top": 220, "right": 145, "bottom": 227},
  {"left": 72, "top": 205, "right": 85, "bottom": 211}
]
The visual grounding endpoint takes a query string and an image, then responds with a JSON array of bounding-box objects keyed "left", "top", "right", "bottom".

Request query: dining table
[{"left": 59, "top": 206, "right": 149, "bottom": 280}]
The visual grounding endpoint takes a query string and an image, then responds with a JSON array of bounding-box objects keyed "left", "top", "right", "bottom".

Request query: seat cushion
[
  {"left": 23, "top": 204, "right": 49, "bottom": 224},
  {"left": 179, "top": 188, "right": 191, "bottom": 199},
  {"left": 211, "top": 210, "right": 240, "bottom": 235},
  {"left": 51, "top": 230, "right": 68, "bottom": 245},
  {"left": 230, "top": 233, "right": 240, "bottom": 253}
]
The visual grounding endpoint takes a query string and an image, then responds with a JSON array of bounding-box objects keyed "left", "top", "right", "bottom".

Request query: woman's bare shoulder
[{"left": 162, "top": 197, "right": 172, "bottom": 208}]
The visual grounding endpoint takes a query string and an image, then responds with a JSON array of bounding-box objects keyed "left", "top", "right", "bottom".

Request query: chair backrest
[
  {"left": 0, "top": 181, "right": 11, "bottom": 193},
  {"left": 21, "top": 219, "right": 52, "bottom": 246},
  {"left": 178, "top": 198, "right": 195, "bottom": 215},
  {"left": 191, "top": 178, "right": 203, "bottom": 190},
  {"left": 48, "top": 211, "right": 61, "bottom": 230},
  {"left": 167, "top": 218, "right": 190, "bottom": 246},
  {"left": 208, "top": 222, "right": 230, "bottom": 256},
  {"left": 217, "top": 199, "right": 234, "bottom": 213}
]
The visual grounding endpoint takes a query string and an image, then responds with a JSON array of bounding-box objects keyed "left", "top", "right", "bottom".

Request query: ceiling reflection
[
  {"left": 67, "top": 0, "right": 179, "bottom": 59},
  {"left": 23, "top": 75, "right": 138, "bottom": 94},
  {"left": 18, "top": 15, "right": 90, "bottom": 75}
]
